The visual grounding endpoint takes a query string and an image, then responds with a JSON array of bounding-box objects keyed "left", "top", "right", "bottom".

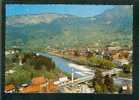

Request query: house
[
  {"left": 59, "top": 76, "right": 68, "bottom": 83},
  {"left": 31, "top": 76, "right": 48, "bottom": 85},
  {"left": 63, "top": 48, "right": 77, "bottom": 55},
  {"left": 31, "top": 76, "right": 48, "bottom": 89},
  {"left": 21, "top": 84, "right": 45, "bottom": 93},
  {"left": 5, "top": 49, "right": 15, "bottom": 55},
  {"left": 54, "top": 81, "right": 60, "bottom": 85},
  {"left": 79, "top": 49, "right": 93, "bottom": 57},
  {"left": 5, "top": 84, "right": 15, "bottom": 93},
  {"left": 53, "top": 76, "right": 69, "bottom": 85},
  {"left": 120, "top": 50, "right": 130, "bottom": 59},
  {"left": 112, "top": 50, "right": 130, "bottom": 60},
  {"left": 20, "top": 76, "right": 58, "bottom": 93},
  {"left": 20, "top": 76, "right": 48, "bottom": 93},
  {"left": 121, "top": 84, "right": 132, "bottom": 94},
  {"left": 112, "top": 53, "right": 121, "bottom": 59},
  {"left": 46, "top": 80, "right": 58, "bottom": 92},
  {"left": 107, "top": 46, "right": 122, "bottom": 51}
]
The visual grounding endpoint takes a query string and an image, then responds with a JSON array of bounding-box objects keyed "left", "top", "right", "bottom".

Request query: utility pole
[
  {"left": 19, "top": 56, "right": 23, "bottom": 66},
  {"left": 71, "top": 68, "right": 74, "bottom": 85},
  {"left": 71, "top": 68, "right": 74, "bottom": 93}
]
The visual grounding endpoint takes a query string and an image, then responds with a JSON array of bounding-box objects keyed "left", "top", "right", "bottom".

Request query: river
[
  {"left": 37, "top": 52, "right": 132, "bottom": 86},
  {"left": 38, "top": 52, "right": 94, "bottom": 77}
]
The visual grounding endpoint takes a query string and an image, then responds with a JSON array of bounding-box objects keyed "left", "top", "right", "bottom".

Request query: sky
[{"left": 6, "top": 4, "right": 115, "bottom": 17}]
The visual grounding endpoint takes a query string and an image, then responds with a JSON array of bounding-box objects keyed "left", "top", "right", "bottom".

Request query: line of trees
[
  {"left": 73, "top": 55, "right": 116, "bottom": 70},
  {"left": 88, "top": 56, "right": 116, "bottom": 69},
  {"left": 23, "top": 53, "right": 56, "bottom": 71}
]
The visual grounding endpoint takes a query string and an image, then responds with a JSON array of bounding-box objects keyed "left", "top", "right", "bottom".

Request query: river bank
[{"left": 44, "top": 51, "right": 132, "bottom": 86}]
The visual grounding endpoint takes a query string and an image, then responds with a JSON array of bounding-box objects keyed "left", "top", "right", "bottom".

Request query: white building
[{"left": 108, "top": 46, "right": 122, "bottom": 51}]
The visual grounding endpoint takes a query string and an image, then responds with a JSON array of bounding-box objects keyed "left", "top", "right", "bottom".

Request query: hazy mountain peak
[
  {"left": 6, "top": 6, "right": 132, "bottom": 49},
  {"left": 6, "top": 12, "right": 76, "bottom": 26}
]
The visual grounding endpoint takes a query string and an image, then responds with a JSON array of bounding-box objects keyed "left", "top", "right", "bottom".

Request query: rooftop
[
  {"left": 32, "top": 76, "right": 47, "bottom": 85},
  {"left": 21, "top": 85, "right": 41, "bottom": 93},
  {"left": 5, "top": 84, "right": 15, "bottom": 91}
]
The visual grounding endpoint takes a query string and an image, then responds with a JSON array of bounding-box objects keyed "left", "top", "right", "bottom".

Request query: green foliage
[
  {"left": 88, "top": 56, "right": 116, "bottom": 69},
  {"left": 92, "top": 69, "right": 104, "bottom": 93},
  {"left": 104, "top": 75, "right": 115, "bottom": 92},
  {"left": 5, "top": 52, "right": 65, "bottom": 85},
  {"left": 23, "top": 53, "right": 55, "bottom": 71},
  {"left": 118, "top": 71, "right": 132, "bottom": 78},
  {"left": 5, "top": 66, "right": 32, "bottom": 85},
  {"left": 78, "top": 56, "right": 88, "bottom": 64},
  {"left": 93, "top": 69, "right": 104, "bottom": 85},
  {"left": 92, "top": 70, "right": 115, "bottom": 93},
  {"left": 123, "top": 64, "right": 131, "bottom": 73},
  {"left": 94, "top": 83, "right": 104, "bottom": 93}
]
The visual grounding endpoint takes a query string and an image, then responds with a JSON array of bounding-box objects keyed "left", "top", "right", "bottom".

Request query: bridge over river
[{"left": 59, "top": 68, "right": 132, "bottom": 87}]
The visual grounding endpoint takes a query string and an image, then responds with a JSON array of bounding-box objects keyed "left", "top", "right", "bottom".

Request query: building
[
  {"left": 59, "top": 77, "right": 68, "bottom": 83},
  {"left": 112, "top": 53, "right": 120, "bottom": 59},
  {"left": 5, "top": 47, "right": 21, "bottom": 56},
  {"left": 112, "top": 59, "right": 129, "bottom": 67},
  {"left": 20, "top": 76, "right": 58, "bottom": 93},
  {"left": 31, "top": 76, "right": 47, "bottom": 85},
  {"left": 5, "top": 84, "right": 15, "bottom": 93},
  {"left": 46, "top": 80, "right": 58, "bottom": 92},
  {"left": 54, "top": 76, "right": 68, "bottom": 85},
  {"left": 112, "top": 50, "right": 130, "bottom": 60},
  {"left": 20, "top": 76, "right": 48, "bottom": 93},
  {"left": 107, "top": 46, "right": 122, "bottom": 51},
  {"left": 121, "top": 84, "right": 132, "bottom": 94},
  {"left": 21, "top": 84, "right": 45, "bottom": 93},
  {"left": 80, "top": 84, "right": 93, "bottom": 93}
]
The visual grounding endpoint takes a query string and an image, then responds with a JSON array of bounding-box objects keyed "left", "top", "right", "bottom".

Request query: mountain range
[{"left": 6, "top": 6, "right": 133, "bottom": 50}]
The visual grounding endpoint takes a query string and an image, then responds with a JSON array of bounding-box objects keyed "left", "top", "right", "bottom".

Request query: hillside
[{"left": 6, "top": 6, "right": 133, "bottom": 50}]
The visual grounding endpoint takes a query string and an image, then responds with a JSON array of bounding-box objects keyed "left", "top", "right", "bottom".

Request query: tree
[
  {"left": 94, "top": 83, "right": 103, "bottom": 93},
  {"left": 123, "top": 64, "right": 131, "bottom": 73},
  {"left": 74, "top": 50, "right": 79, "bottom": 56},
  {"left": 92, "top": 70, "right": 116, "bottom": 93},
  {"left": 93, "top": 69, "right": 103, "bottom": 85},
  {"left": 12, "top": 54, "right": 19, "bottom": 63},
  {"left": 92, "top": 69, "right": 104, "bottom": 93},
  {"left": 101, "top": 59, "right": 116, "bottom": 69},
  {"left": 88, "top": 56, "right": 100, "bottom": 67},
  {"left": 104, "top": 75, "right": 115, "bottom": 92}
]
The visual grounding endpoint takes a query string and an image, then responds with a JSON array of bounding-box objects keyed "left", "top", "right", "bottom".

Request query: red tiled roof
[
  {"left": 32, "top": 76, "right": 47, "bottom": 85},
  {"left": 22, "top": 85, "right": 41, "bottom": 93},
  {"left": 5, "top": 84, "right": 15, "bottom": 91}
]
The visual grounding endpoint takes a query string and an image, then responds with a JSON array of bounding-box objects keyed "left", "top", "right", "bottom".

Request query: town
[{"left": 5, "top": 41, "right": 132, "bottom": 94}]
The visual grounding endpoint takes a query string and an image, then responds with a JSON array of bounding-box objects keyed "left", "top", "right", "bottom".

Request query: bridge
[
  {"left": 59, "top": 75, "right": 94, "bottom": 87},
  {"left": 59, "top": 68, "right": 123, "bottom": 87}
]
